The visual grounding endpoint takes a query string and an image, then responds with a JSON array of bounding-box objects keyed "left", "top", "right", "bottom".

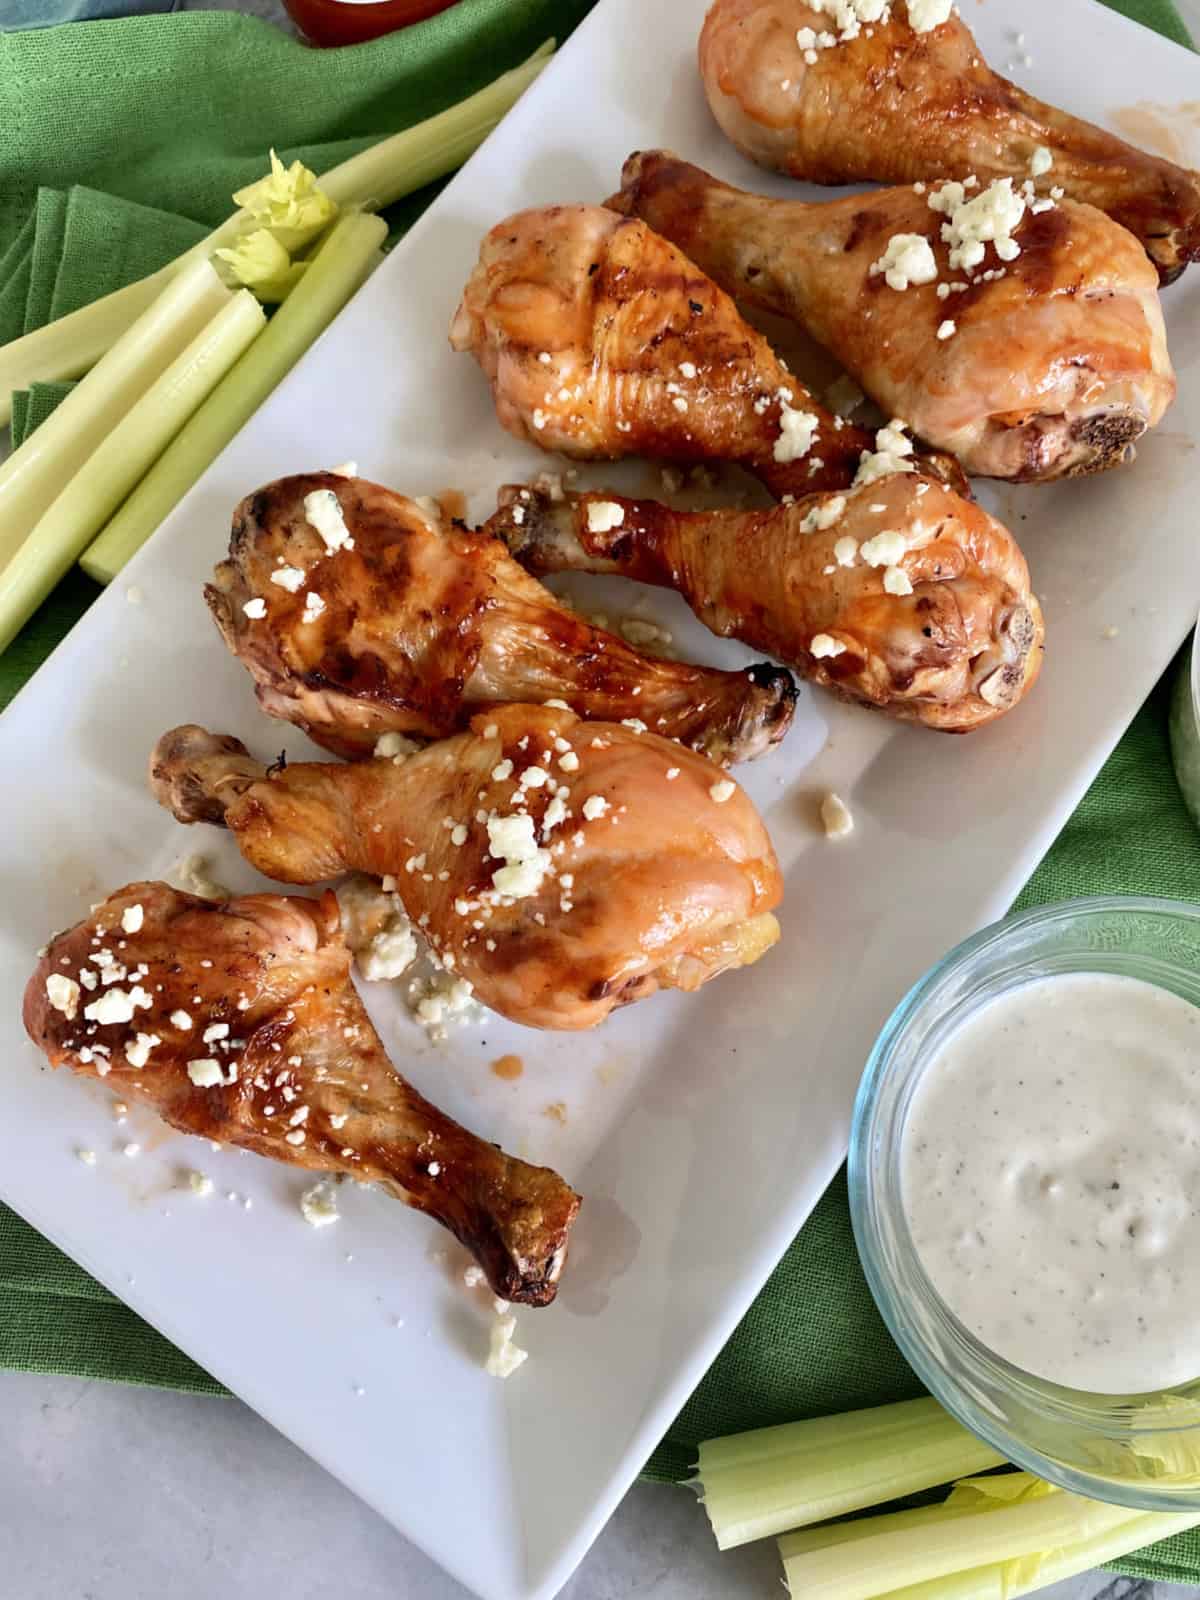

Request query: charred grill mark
[
  {"left": 604, "top": 259, "right": 716, "bottom": 341},
  {"left": 303, "top": 647, "right": 412, "bottom": 704},
  {"left": 479, "top": 925, "right": 559, "bottom": 978},
  {"left": 1011, "top": 204, "right": 1072, "bottom": 298},
  {"left": 300, "top": 636, "right": 476, "bottom": 733},
  {"left": 363, "top": 541, "right": 413, "bottom": 605},
  {"left": 244, "top": 489, "right": 273, "bottom": 535},
  {"left": 842, "top": 209, "right": 879, "bottom": 256}
]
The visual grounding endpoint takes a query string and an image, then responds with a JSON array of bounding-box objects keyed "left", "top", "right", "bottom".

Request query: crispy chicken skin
[
  {"left": 698, "top": 0, "right": 1200, "bottom": 284},
  {"left": 208, "top": 472, "right": 795, "bottom": 767},
  {"left": 612, "top": 152, "right": 1176, "bottom": 483},
  {"left": 23, "top": 883, "right": 579, "bottom": 1304},
  {"left": 488, "top": 477, "right": 1042, "bottom": 734},
  {"left": 450, "top": 204, "right": 964, "bottom": 497},
  {"left": 149, "top": 707, "right": 783, "bottom": 1031}
]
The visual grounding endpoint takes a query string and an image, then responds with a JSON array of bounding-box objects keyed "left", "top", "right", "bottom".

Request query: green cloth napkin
[
  {"left": 0, "top": 0, "right": 594, "bottom": 420},
  {"left": 1, "top": 0, "right": 1198, "bottom": 1583},
  {"left": 1, "top": 188, "right": 208, "bottom": 349},
  {"left": 2, "top": 188, "right": 209, "bottom": 426},
  {"left": 12, "top": 382, "right": 75, "bottom": 447},
  {"left": 0, "top": 0, "right": 595, "bottom": 262}
]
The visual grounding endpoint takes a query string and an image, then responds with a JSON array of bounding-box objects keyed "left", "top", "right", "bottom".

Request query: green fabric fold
[
  {"left": 52, "top": 186, "right": 208, "bottom": 322},
  {"left": 5, "top": 186, "right": 209, "bottom": 434},
  {"left": 10, "top": 380, "right": 76, "bottom": 446},
  {"left": 0, "top": 210, "right": 35, "bottom": 348},
  {"left": 1, "top": 0, "right": 1198, "bottom": 1582},
  {"left": 24, "top": 186, "right": 68, "bottom": 335},
  {"left": 0, "top": 0, "right": 594, "bottom": 253}
]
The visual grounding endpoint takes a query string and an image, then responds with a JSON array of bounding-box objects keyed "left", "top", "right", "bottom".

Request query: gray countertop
[
  {"left": 6, "top": 0, "right": 1199, "bottom": 1595},
  {"left": 0, "top": 1371, "right": 1179, "bottom": 1600}
]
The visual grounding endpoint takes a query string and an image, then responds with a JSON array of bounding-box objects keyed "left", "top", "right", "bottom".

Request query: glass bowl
[
  {"left": 1169, "top": 627, "right": 1200, "bottom": 831},
  {"left": 850, "top": 896, "right": 1200, "bottom": 1510}
]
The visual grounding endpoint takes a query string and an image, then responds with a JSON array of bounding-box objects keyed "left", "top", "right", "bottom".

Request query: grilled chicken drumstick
[
  {"left": 488, "top": 477, "right": 1043, "bottom": 734},
  {"left": 450, "top": 204, "right": 964, "bottom": 497},
  {"left": 210, "top": 472, "right": 795, "bottom": 766},
  {"left": 698, "top": 0, "right": 1200, "bottom": 284},
  {"left": 24, "top": 882, "right": 580, "bottom": 1304},
  {"left": 150, "top": 706, "right": 783, "bottom": 1031},
  {"left": 612, "top": 152, "right": 1175, "bottom": 483}
]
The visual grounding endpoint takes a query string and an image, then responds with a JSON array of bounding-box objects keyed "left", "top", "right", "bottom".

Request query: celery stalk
[
  {"left": 697, "top": 1398, "right": 1004, "bottom": 1550},
  {"left": 780, "top": 1471, "right": 1200, "bottom": 1600},
  {"left": 990, "top": 1507, "right": 1200, "bottom": 1600},
  {"left": 0, "top": 42, "right": 553, "bottom": 425},
  {"left": 0, "top": 278, "right": 168, "bottom": 399},
  {"left": 81, "top": 211, "right": 386, "bottom": 585},
  {"left": 780, "top": 1487, "right": 1141, "bottom": 1600},
  {"left": 870, "top": 1563, "right": 1001, "bottom": 1600},
  {"left": 778, "top": 1501, "right": 979, "bottom": 1561},
  {"left": 0, "top": 258, "right": 232, "bottom": 555},
  {"left": 0, "top": 290, "right": 264, "bottom": 652},
  {"left": 317, "top": 40, "right": 553, "bottom": 212}
]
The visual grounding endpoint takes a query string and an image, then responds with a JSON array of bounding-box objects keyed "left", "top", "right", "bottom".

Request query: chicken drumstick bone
[
  {"left": 611, "top": 152, "right": 1175, "bottom": 483},
  {"left": 150, "top": 706, "right": 783, "bottom": 1032},
  {"left": 698, "top": 0, "right": 1200, "bottom": 284},
  {"left": 211, "top": 472, "right": 796, "bottom": 767},
  {"left": 24, "top": 882, "right": 580, "bottom": 1304},
  {"left": 450, "top": 204, "right": 964, "bottom": 497},
  {"left": 489, "top": 477, "right": 1043, "bottom": 734}
]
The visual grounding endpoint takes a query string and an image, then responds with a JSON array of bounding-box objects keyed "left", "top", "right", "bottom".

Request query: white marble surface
[
  {"left": 5, "top": 1, "right": 1200, "bottom": 1596},
  {"left": 0, "top": 1371, "right": 1178, "bottom": 1600}
]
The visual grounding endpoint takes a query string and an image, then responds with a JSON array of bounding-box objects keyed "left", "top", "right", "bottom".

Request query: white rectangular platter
[{"left": 1, "top": 2, "right": 1197, "bottom": 1596}]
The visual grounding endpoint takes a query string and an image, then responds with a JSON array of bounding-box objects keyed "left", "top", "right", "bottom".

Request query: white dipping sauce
[{"left": 901, "top": 972, "right": 1200, "bottom": 1394}]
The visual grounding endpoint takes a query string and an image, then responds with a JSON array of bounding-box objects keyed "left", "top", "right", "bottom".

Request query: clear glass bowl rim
[{"left": 849, "top": 893, "right": 1200, "bottom": 1510}]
